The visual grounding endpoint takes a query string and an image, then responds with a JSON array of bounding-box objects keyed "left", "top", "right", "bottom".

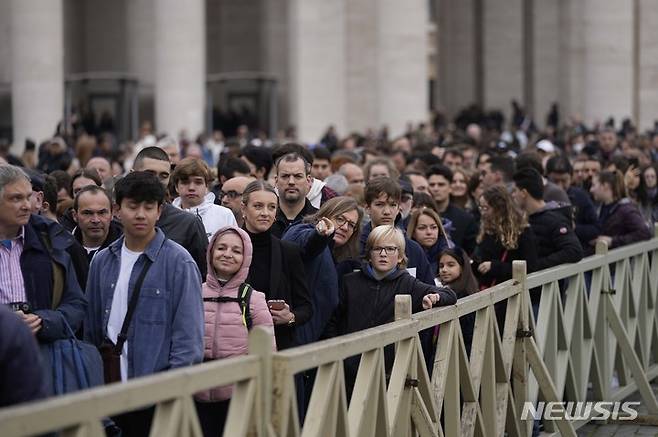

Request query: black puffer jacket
[
  {"left": 528, "top": 203, "right": 583, "bottom": 271},
  {"left": 324, "top": 265, "right": 456, "bottom": 395}
]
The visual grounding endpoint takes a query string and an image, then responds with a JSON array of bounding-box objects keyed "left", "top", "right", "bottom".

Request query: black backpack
[{"left": 203, "top": 283, "right": 254, "bottom": 329}]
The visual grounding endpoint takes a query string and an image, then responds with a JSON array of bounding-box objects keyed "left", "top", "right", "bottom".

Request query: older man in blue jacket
[{"left": 85, "top": 171, "right": 203, "bottom": 437}]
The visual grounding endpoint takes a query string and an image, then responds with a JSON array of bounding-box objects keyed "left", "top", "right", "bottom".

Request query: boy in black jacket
[{"left": 512, "top": 168, "right": 584, "bottom": 271}]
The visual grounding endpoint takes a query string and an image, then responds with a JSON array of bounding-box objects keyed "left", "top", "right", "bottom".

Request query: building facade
[{"left": 0, "top": 0, "right": 656, "bottom": 154}]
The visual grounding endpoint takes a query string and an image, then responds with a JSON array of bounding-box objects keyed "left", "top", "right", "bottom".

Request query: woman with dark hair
[
  {"left": 240, "top": 180, "right": 312, "bottom": 350},
  {"left": 282, "top": 196, "right": 364, "bottom": 345},
  {"left": 407, "top": 208, "right": 453, "bottom": 276},
  {"left": 634, "top": 165, "right": 658, "bottom": 228},
  {"left": 473, "top": 185, "right": 538, "bottom": 289},
  {"left": 590, "top": 171, "right": 652, "bottom": 249},
  {"left": 437, "top": 247, "right": 479, "bottom": 353}
]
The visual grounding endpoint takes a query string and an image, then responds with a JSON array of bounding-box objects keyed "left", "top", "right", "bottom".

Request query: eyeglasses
[
  {"left": 220, "top": 190, "right": 242, "bottom": 199},
  {"left": 334, "top": 215, "right": 357, "bottom": 231},
  {"left": 371, "top": 246, "right": 399, "bottom": 255}
]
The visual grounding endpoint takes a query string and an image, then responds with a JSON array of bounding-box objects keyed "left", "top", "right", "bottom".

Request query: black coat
[
  {"left": 441, "top": 203, "right": 478, "bottom": 255},
  {"left": 246, "top": 234, "right": 313, "bottom": 350},
  {"left": 528, "top": 204, "right": 583, "bottom": 271},
  {"left": 473, "top": 227, "right": 538, "bottom": 288},
  {"left": 326, "top": 266, "right": 456, "bottom": 337},
  {"left": 325, "top": 266, "right": 456, "bottom": 394},
  {"left": 157, "top": 203, "right": 208, "bottom": 278}
]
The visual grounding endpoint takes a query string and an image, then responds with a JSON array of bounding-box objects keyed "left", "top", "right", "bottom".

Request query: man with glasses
[
  {"left": 218, "top": 176, "right": 255, "bottom": 226},
  {"left": 72, "top": 185, "right": 122, "bottom": 261},
  {"left": 271, "top": 153, "right": 318, "bottom": 238}
]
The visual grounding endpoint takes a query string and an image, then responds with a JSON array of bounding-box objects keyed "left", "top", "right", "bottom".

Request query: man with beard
[{"left": 271, "top": 153, "right": 318, "bottom": 238}]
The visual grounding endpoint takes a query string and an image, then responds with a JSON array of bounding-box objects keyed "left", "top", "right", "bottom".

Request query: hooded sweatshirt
[
  {"left": 173, "top": 192, "right": 237, "bottom": 241},
  {"left": 196, "top": 226, "right": 275, "bottom": 402}
]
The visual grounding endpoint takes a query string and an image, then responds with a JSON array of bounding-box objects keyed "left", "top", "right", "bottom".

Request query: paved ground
[{"left": 576, "top": 385, "right": 658, "bottom": 437}]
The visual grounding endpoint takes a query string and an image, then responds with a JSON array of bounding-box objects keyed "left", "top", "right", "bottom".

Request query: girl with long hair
[{"left": 473, "top": 185, "right": 538, "bottom": 288}]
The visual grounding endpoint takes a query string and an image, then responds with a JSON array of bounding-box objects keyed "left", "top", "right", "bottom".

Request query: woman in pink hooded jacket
[{"left": 195, "top": 225, "right": 276, "bottom": 437}]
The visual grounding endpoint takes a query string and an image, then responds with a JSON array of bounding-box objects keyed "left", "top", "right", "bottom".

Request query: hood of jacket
[
  {"left": 173, "top": 192, "right": 217, "bottom": 218},
  {"left": 307, "top": 178, "right": 325, "bottom": 209},
  {"left": 205, "top": 225, "right": 253, "bottom": 291},
  {"left": 27, "top": 214, "right": 74, "bottom": 251}
]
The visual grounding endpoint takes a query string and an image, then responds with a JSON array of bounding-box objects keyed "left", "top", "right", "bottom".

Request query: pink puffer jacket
[{"left": 196, "top": 226, "right": 276, "bottom": 402}]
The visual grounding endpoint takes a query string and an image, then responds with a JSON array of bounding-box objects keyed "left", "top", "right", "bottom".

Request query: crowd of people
[{"left": 1, "top": 103, "right": 657, "bottom": 435}]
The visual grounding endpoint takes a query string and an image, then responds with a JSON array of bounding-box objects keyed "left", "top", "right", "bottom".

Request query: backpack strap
[
  {"left": 238, "top": 283, "right": 253, "bottom": 330},
  {"left": 202, "top": 283, "right": 254, "bottom": 329},
  {"left": 40, "top": 230, "right": 65, "bottom": 310}
]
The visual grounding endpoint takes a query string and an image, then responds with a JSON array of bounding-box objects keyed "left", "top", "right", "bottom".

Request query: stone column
[
  {"left": 288, "top": 0, "right": 347, "bottom": 143},
  {"left": 581, "top": 0, "right": 633, "bottom": 125},
  {"left": 154, "top": 0, "right": 205, "bottom": 137},
  {"left": 437, "top": 0, "right": 479, "bottom": 118},
  {"left": 638, "top": 0, "right": 658, "bottom": 130},
  {"left": 482, "top": 0, "right": 524, "bottom": 118},
  {"left": 376, "top": 0, "right": 428, "bottom": 137},
  {"left": 345, "top": 0, "right": 378, "bottom": 133},
  {"left": 10, "top": 0, "right": 64, "bottom": 154},
  {"left": 532, "top": 0, "right": 560, "bottom": 123}
]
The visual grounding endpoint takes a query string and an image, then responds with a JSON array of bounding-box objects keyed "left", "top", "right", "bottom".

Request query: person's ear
[{"left": 71, "top": 209, "right": 78, "bottom": 223}]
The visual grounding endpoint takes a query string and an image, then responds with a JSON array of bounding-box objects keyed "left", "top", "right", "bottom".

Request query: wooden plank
[
  {"left": 604, "top": 293, "right": 658, "bottom": 414},
  {"left": 525, "top": 339, "right": 577, "bottom": 437}
]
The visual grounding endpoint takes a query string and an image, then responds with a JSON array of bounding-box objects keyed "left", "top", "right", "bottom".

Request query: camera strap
[{"left": 112, "top": 257, "right": 153, "bottom": 356}]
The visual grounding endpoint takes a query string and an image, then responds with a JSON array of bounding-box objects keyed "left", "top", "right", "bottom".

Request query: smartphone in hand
[{"left": 268, "top": 300, "right": 286, "bottom": 311}]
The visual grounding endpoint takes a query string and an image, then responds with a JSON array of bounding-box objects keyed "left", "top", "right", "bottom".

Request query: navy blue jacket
[
  {"left": 21, "top": 215, "right": 87, "bottom": 342},
  {"left": 0, "top": 306, "right": 47, "bottom": 406},
  {"left": 567, "top": 186, "right": 600, "bottom": 246},
  {"left": 359, "top": 222, "right": 436, "bottom": 285},
  {"left": 283, "top": 223, "right": 339, "bottom": 345}
]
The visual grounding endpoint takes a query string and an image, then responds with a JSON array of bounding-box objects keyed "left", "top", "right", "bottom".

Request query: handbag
[
  {"left": 99, "top": 258, "right": 153, "bottom": 384},
  {"left": 48, "top": 319, "right": 104, "bottom": 395}
]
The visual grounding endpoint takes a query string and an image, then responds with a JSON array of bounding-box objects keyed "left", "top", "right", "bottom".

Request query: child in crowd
[
  {"left": 437, "top": 248, "right": 479, "bottom": 354},
  {"left": 195, "top": 226, "right": 275, "bottom": 437},
  {"left": 326, "top": 225, "right": 456, "bottom": 396}
]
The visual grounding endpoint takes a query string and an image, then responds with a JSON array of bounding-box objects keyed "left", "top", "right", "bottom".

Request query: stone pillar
[
  {"left": 638, "top": 0, "right": 658, "bottom": 130},
  {"left": 345, "top": 0, "right": 378, "bottom": 133},
  {"left": 557, "top": 0, "right": 586, "bottom": 121},
  {"left": 532, "top": 0, "right": 560, "bottom": 123},
  {"left": 262, "top": 0, "right": 291, "bottom": 131},
  {"left": 10, "top": 0, "right": 64, "bottom": 154},
  {"left": 581, "top": 0, "right": 633, "bottom": 125},
  {"left": 154, "top": 0, "right": 205, "bottom": 137},
  {"left": 482, "top": 0, "right": 524, "bottom": 117},
  {"left": 437, "top": 0, "right": 479, "bottom": 117},
  {"left": 288, "top": 0, "right": 347, "bottom": 143},
  {"left": 127, "top": 0, "right": 154, "bottom": 86},
  {"left": 376, "top": 0, "right": 428, "bottom": 137}
]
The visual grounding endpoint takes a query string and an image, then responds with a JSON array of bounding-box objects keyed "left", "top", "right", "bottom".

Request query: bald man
[
  {"left": 86, "top": 156, "right": 112, "bottom": 182},
  {"left": 220, "top": 176, "right": 256, "bottom": 226}
]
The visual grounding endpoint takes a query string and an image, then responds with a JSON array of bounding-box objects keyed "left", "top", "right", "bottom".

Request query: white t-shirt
[
  {"left": 107, "top": 243, "right": 143, "bottom": 382},
  {"left": 84, "top": 245, "right": 101, "bottom": 254}
]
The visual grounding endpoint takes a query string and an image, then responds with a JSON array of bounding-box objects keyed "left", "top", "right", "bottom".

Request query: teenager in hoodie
[
  {"left": 325, "top": 225, "right": 456, "bottom": 396},
  {"left": 172, "top": 157, "right": 237, "bottom": 241},
  {"left": 195, "top": 226, "right": 275, "bottom": 437}
]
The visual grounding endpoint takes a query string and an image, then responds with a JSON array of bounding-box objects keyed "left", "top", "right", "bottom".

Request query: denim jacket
[{"left": 84, "top": 228, "right": 204, "bottom": 379}]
